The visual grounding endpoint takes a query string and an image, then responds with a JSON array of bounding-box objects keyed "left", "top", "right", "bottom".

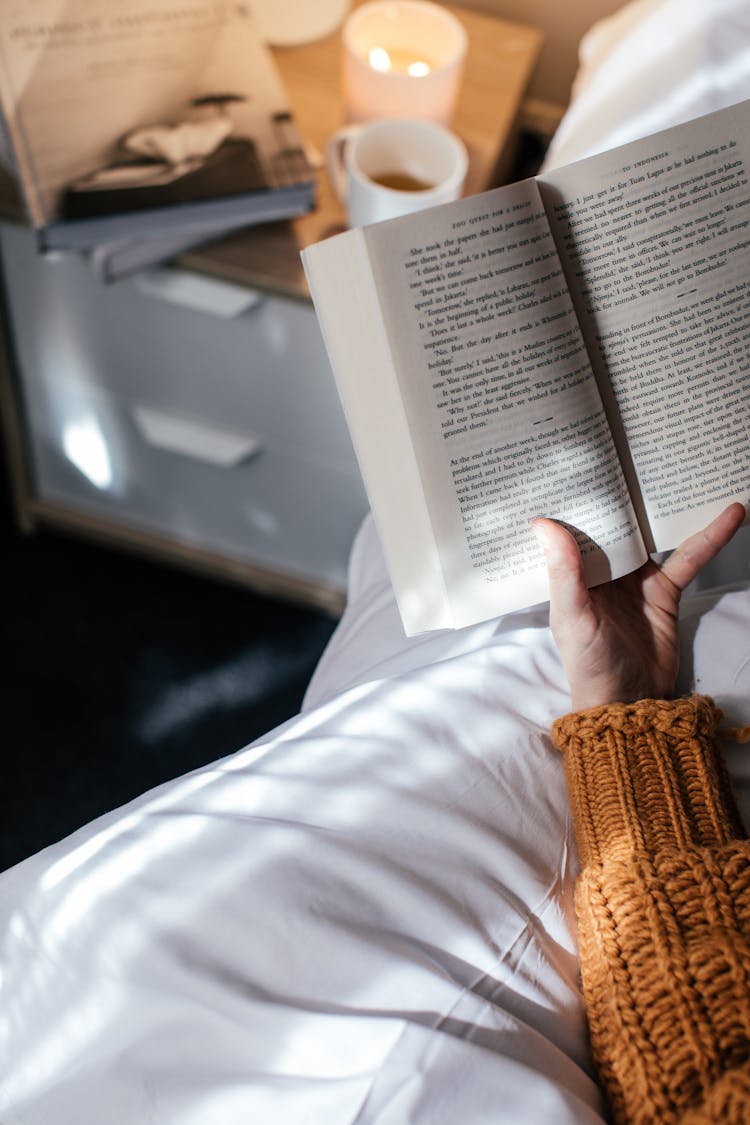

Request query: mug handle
[{"left": 325, "top": 124, "right": 362, "bottom": 203}]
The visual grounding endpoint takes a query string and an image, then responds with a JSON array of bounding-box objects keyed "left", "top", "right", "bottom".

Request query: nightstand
[{"left": 0, "top": 5, "right": 542, "bottom": 615}]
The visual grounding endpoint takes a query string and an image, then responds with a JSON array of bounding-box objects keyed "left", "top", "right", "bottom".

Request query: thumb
[{"left": 533, "top": 518, "right": 589, "bottom": 623}]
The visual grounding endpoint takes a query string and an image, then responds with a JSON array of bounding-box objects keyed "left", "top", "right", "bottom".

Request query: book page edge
[{"left": 302, "top": 227, "right": 452, "bottom": 634}]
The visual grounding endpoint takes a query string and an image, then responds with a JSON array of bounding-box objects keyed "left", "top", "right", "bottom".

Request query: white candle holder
[{"left": 342, "top": 1, "right": 468, "bottom": 125}]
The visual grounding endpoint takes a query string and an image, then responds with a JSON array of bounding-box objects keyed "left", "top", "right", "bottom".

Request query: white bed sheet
[
  {"left": 544, "top": 0, "right": 750, "bottom": 169},
  {"left": 2, "top": 528, "right": 747, "bottom": 1125},
  {"left": 2, "top": 2, "right": 750, "bottom": 1121}
]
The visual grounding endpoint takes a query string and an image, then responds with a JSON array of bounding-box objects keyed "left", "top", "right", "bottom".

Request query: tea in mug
[{"left": 369, "top": 170, "right": 434, "bottom": 192}]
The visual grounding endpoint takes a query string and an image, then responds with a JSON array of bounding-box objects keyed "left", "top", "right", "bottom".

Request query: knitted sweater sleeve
[{"left": 551, "top": 695, "right": 750, "bottom": 1124}]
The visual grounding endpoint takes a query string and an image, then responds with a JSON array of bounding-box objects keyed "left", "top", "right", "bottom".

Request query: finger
[
  {"left": 533, "top": 518, "right": 590, "bottom": 620},
  {"left": 660, "top": 502, "right": 746, "bottom": 592}
]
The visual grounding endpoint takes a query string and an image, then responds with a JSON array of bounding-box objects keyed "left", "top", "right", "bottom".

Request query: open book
[
  {"left": 0, "top": 1, "right": 314, "bottom": 271},
  {"left": 302, "top": 99, "right": 750, "bottom": 634}
]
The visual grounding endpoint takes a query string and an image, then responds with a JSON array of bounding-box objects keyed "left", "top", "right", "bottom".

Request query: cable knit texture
[{"left": 552, "top": 696, "right": 750, "bottom": 1124}]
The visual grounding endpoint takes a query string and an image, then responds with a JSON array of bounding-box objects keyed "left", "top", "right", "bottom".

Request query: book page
[
  {"left": 363, "top": 179, "right": 645, "bottom": 628},
  {"left": 539, "top": 99, "right": 750, "bottom": 550},
  {"left": 304, "top": 227, "right": 455, "bottom": 634}
]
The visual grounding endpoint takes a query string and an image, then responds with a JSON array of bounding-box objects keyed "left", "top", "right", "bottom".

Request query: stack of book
[{"left": 0, "top": 1, "right": 316, "bottom": 280}]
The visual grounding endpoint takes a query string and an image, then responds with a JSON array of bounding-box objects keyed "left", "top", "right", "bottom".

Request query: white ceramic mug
[
  {"left": 326, "top": 117, "right": 468, "bottom": 228},
  {"left": 252, "top": 0, "right": 350, "bottom": 45}
]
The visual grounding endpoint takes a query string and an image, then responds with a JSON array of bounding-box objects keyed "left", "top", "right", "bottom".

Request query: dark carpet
[{"left": 2, "top": 475, "right": 337, "bottom": 872}]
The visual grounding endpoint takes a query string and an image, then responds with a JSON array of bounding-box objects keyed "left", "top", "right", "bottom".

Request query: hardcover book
[
  {"left": 303, "top": 99, "right": 750, "bottom": 634},
  {"left": 0, "top": 1, "right": 315, "bottom": 267}
]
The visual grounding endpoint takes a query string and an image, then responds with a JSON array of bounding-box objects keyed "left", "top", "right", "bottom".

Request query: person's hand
[{"left": 533, "top": 503, "right": 746, "bottom": 711}]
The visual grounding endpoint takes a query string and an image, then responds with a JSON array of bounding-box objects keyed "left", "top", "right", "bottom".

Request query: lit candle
[
  {"left": 367, "top": 45, "right": 434, "bottom": 77},
  {"left": 342, "top": 2, "right": 467, "bottom": 125}
]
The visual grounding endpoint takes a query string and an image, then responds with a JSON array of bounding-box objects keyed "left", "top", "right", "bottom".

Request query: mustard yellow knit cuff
[{"left": 552, "top": 696, "right": 747, "bottom": 866}]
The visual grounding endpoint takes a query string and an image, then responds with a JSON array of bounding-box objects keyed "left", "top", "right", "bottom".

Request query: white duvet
[{"left": 2, "top": 2, "right": 750, "bottom": 1120}]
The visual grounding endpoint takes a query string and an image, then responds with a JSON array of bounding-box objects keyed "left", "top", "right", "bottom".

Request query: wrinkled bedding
[{"left": 2, "top": 2, "right": 749, "bottom": 1120}]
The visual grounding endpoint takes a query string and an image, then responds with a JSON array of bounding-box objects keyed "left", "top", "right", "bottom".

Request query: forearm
[{"left": 553, "top": 696, "right": 750, "bottom": 1124}]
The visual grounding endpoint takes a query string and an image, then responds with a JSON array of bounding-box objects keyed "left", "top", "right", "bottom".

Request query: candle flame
[
  {"left": 368, "top": 46, "right": 392, "bottom": 71},
  {"left": 368, "top": 46, "right": 431, "bottom": 76}
]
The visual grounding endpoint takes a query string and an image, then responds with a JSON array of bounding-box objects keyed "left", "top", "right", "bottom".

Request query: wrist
[
  {"left": 566, "top": 667, "right": 676, "bottom": 712},
  {"left": 569, "top": 686, "right": 670, "bottom": 711}
]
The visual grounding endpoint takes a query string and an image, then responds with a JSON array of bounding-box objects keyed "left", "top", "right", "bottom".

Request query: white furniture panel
[{"left": 1, "top": 221, "right": 369, "bottom": 606}]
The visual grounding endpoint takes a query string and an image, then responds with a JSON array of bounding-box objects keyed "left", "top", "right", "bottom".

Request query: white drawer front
[
  {"left": 2, "top": 222, "right": 357, "bottom": 466},
  {"left": 1, "top": 221, "right": 369, "bottom": 594},
  {"left": 27, "top": 376, "right": 365, "bottom": 590}
]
